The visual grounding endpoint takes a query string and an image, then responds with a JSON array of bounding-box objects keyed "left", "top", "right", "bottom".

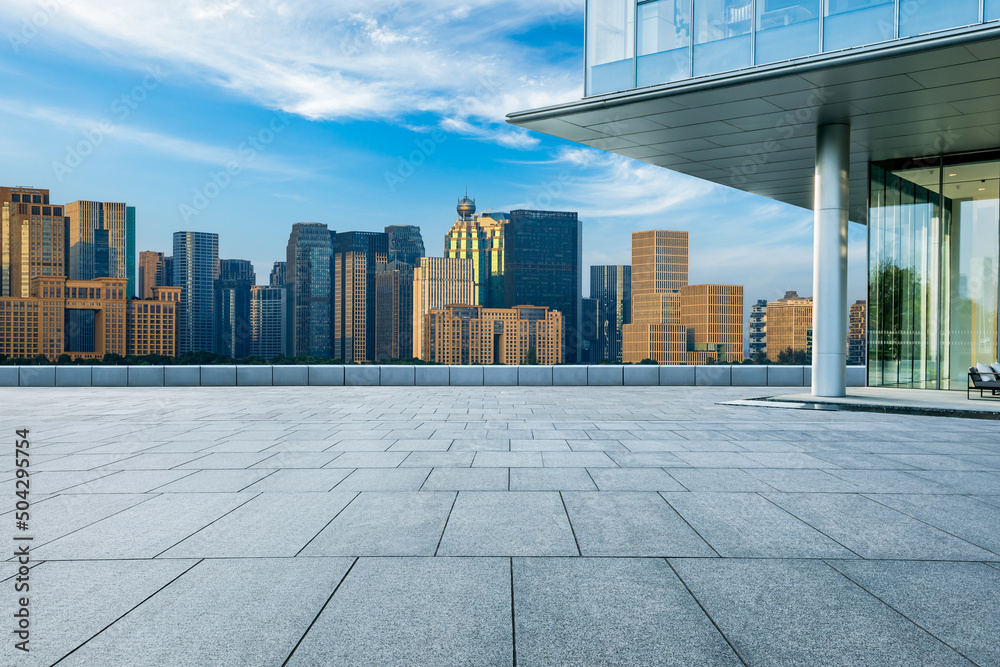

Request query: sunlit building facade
[
  {"left": 127, "top": 286, "right": 181, "bottom": 357},
  {"left": 334, "top": 231, "right": 388, "bottom": 363},
  {"left": 1, "top": 187, "right": 65, "bottom": 298},
  {"left": 66, "top": 200, "right": 135, "bottom": 298},
  {"left": 591, "top": 265, "right": 632, "bottom": 363},
  {"left": 423, "top": 304, "right": 563, "bottom": 365},
  {"left": 412, "top": 257, "right": 476, "bottom": 360},
  {"left": 766, "top": 291, "right": 813, "bottom": 362}
]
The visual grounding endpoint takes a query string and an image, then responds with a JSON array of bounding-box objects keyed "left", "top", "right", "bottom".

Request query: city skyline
[{"left": 0, "top": 2, "right": 867, "bottom": 309}]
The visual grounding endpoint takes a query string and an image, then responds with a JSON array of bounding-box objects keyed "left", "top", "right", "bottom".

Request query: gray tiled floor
[{"left": 2, "top": 385, "right": 999, "bottom": 666}]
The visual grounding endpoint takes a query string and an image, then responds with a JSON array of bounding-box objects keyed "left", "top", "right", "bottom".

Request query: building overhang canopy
[{"left": 507, "top": 26, "right": 1000, "bottom": 224}]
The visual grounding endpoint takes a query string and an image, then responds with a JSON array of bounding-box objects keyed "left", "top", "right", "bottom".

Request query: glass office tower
[
  {"left": 869, "top": 153, "right": 1000, "bottom": 390},
  {"left": 590, "top": 265, "right": 632, "bottom": 363},
  {"left": 173, "top": 231, "right": 219, "bottom": 355},
  {"left": 285, "top": 223, "right": 332, "bottom": 358}
]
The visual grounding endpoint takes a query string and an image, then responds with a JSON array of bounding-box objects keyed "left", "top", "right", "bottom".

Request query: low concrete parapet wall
[{"left": 3, "top": 364, "right": 867, "bottom": 388}]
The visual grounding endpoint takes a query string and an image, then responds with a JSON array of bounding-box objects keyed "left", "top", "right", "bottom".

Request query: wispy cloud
[{"left": 0, "top": 0, "right": 583, "bottom": 148}]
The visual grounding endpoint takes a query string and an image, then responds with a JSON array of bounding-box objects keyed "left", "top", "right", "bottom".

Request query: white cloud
[{"left": 0, "top": 0, "right": 584, "bottom": 148}]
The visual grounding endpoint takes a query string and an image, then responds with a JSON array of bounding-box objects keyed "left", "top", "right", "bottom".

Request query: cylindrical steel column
[{"left": 812, "top": 124, "right": 850, "bottom": 397}]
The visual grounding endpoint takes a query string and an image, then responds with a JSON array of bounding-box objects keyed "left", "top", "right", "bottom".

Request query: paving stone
[
  {"left": 162, "top": 491, "right": 356, "bottom": 557},
  {"left": 665, "top": 468, "right": 774, "bottom": 492},
  {"left": 663, "top": 492, "right": 857, "bottom": 559},
  {"left": 765, "top": 493, "right": 997, "bottom": 560},
  {"left": 827, "top": 560, "right": 1000, "bottom": 667},
  {"left": 248, "top": 452, "right": 339, "bottom": 468},
  {"left": 60, "top": 558, "right": 354, "bottom": 667},
  {"left": 323, "top": 451, "right": 407, "bottom": 468},
  {"left": 240, "top": 468, "right": 353, "bottom": 492},
  {"left": 864, "top": 493, "right": 1000, "bottom": 554},
  {"left": 587, "top": 468, "right": 686, "bottom": 491},
  {"left": 60, "top": 470, "right": 197, "bottom": 494},
  {"left": 907, "top": 470, "right": 1000, "bottom": 495},
  {"left": 670, "top": 558, "right": 973, "bottom": 667},
  {"left": 745, "top": 469, "right": 862, "bottom": 492},
  {"left": 31, "top": 493, "right": 154, "bottom": 546},
  {"left": 333, "top": 468, "right": 431, "bottom": 491},
  {"left": 300, "top": 492, "right": 454, "bottom": 556},
  {"left": 437, "top": 491, "right": 578, "bottom": 556},
  {"left": 10, "top": 559, "right": 196, "bottom": 666},
  {"left": 174, "top": 452, "right": 275, "bottom": 469},
  {"left": 153, "top": 469, "right": 274, "bottom": 492},
  {"left": 607, "top": 451, "right": 687, "bottom": 467},
  {"left": 513, "top": 558, "right": 741, "bottom": 666},
  {"left": 421, "top": 468, "right": 508, "bottom": 491},
  {"left": 563, "top": 492, "right": 715, "bottom": 557},
  {"left": 824, "top": 469, "right": 955, "bottom": 493},
  {"left": 509, "top": 467, "right": 597, "bottom": 491},
  {"left": 399, "top": 451, "right": 474, "bottom": 467},
  {"left": 472, "top": 451, "right": 543, "bottom": 467},
  {"left": 34, "top": 493, "right": 254, "bottom": 559},
  {"left": 286, "top": 558, "right": 511, "bottom": 667},
  {"left": 542, "top": 451, "right": 618, "bottom": 467}
]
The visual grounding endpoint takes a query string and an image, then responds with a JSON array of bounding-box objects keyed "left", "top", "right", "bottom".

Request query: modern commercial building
[
  {"left": 581, "top": 297, "right": 599, "bottom": 363},
  {"left": 590, "top": 264, "right": 631, "bottom": 362},
  {"left": 127, "top": 286, "right": 181, "bottom": 357},
  {"left": 375, "top": 260, "right": 415, "bottom": 362},
  {"left": 423, "top": 304, "right": 563, "bottom": 365},
  {"left": 285, "top": 223, "right": 332, "bottom": 358},
  {"left": 215, "top": 259, "right": 255, "bottom": 359},
  {"left": 250, "top": 285, "right": 287, "bottom": 360},
  {"left": 412, "top": 257, "right": 476, "bottom": 359},
  {"left": 749, "top": 299, "right": 768, "bottom": 358},
  {"left": 138, "top": 251, "right": 172, "bottom": 298},
  {"left": 444, "top": 196, "right": 506, "bottom": 307},
  {"left": 623, "top": 230, "right": 743, "bottom": 363},
  {"left": 172, "top": 231, "right": 219, "bottom": 355},
  {"left": 503, "top": 209, "right": 582, "bottom": 362},
  {"left": 681, "top": 284, "right": 745, "bottom": 363},
  {"left": 269, "top": 261, "right": 286, "bottom": 288},
  {"left": 510, "top": 1, "right": 1000, "bottom": 394},
  {"left": 333, "top": 231, "right": 388, "bottom": 363},
  {"left": 385, "top": 225, "right": 426, "bottom": 266},
  {"left": 849, "top": 299, "right": 867, "bottom": 366},
  {"left": 1, "top": 187, "right": 65, "bottom": 298},
  {"left": 65, "top": 201, "right": 135, "bottom": 298},
  {"left": 766, "top": 291, "right": 814, "bottom": 362},
  {"left": 0, "top": 276, "right": 127, "bottom": 360}
]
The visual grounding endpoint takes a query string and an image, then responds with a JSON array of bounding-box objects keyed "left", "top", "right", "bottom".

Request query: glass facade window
[
  {"left": 637, "top": 0, "right": 691, "bottom": 86},
  {"left": 898, "top": 0, "right": 979, "bottom": 38},
  {"left": 824, "top": 0, "right": 894, "bottom": 51},
  {"left": 755, "top": 0, "right": 819, "bottom": 65},
  {"left": 989, "top": 0, "right": 1000, "bottom": 21},
  {"left": 693, "top": 0, "right": 752, "bottom": 76},
  {"left": 587, "top": 0, "right": 635, "bottom": 94},
  {"left": 869, "top": 155, "right": 1000, "bottom": 390}
]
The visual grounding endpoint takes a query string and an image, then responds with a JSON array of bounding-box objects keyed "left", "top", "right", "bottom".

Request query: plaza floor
[{"left": 2, "top": 386, "right": 999, "bottom": 666}]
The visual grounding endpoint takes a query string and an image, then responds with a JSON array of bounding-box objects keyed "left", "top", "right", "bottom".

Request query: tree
[
  {"left": 638, "top": 358, "right": 658, "bottom": 365},
  {"left": 526, "top": 346, "right": 537, "bottom": 365},
  {"left": 57, "top": 353, "right": 72, "bottom": 364},
  {"left": 751, "top": 350, "right": 769, "bottom": 365}
]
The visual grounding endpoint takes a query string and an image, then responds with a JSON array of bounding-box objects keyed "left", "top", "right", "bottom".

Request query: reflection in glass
[
  {"left": 755, "top": 0, "right": 819, "bottom": 65},
  {"left": 988, "top": 0, "right": 1000, "bottom": 21},
  {"left": 823, "top": 0, "right": 894, "bottom": 51},
  {"left": 869, "top": 157, "right": 1000, "bottom": 391},
  {"left": 587, "top": 0, "right": 635, "bottom": 95},
  {"left": 898, "top": 0, "right": 979, "bottom": 38},
  {"left": 637, "top": 0, "right": 691, "bottom": 86},
  {"left": 693, "top": 0, "right": 752, "bottom": 76}
]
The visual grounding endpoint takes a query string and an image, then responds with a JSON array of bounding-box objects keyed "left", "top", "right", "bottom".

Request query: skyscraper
[
  {"left": 333, "top": 231, "right": 388, "bottom": 363},
  {"left": 251, "top": 285, "right": 286, "bottom": 360},
  {"left": 385, "top": 225, "right": 425, "bottom": 266},
  {"left": 285, "top": 223, "right": 332, "bottom": 358},
  {"left": 65, "top": 200, "right": 135, "bottom": 298},
  {"left": 423, "top": 305, "right": 563, "bottom": 365},
  {"left": 138, "top": 251, "right": 169, "bottom": 299},
  {"left": 623, "top": 231, "right": 743, "bottom": 364},
  {"left": 503, "top": 209, "right": 582, "bottom": 362},
  {"left": 1, "top": 187, "right": 66, "bottom": 298},
  {"left": 580, "top": 297, "right": 598, "bottom": 364},
  {"left": 215, "top": 259, "right": 255, "bottom": 359},
  {"left": 412, "top": 257, "right": 475, "bottom": 359},
  {"left": 749, "top": 299, "right": 767, "bottom": 358},
  {"left": 766, "top": 291, "right": 813, "bottom": 361},
  {"left": 374, "top": 260, "right": 415, "bottom": 362},
  {"left": 173, "top": 231, "right": 219, "bottom": 355},
  {"left": 269, "top": 261, "right": 286, "bottom": 288},
  {"left": 444, "top": 196, "right": 506, "bottom": 307},
  {"left": 590, "top": 265, "right": 631, "bottom": 363}
]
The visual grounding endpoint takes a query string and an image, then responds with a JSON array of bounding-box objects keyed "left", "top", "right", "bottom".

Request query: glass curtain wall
[
  {"left": 588, "top": 0, "right": 635, "bottom": 94},
  {"left": 693, "top": 0, "right": 752, "bottom": 75},
  {"left": 637, "top": 0, "right": 692, "bottom": 86},
  {"left": 755, "top": 0, "right": 819, "bottom": 65},
  {"left": 869, "top": 154, "right": 1000, "bottom": 390}
]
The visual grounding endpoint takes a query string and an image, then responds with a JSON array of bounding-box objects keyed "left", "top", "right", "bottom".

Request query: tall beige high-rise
[
  {"left": 138, "top": 251, "right": 166, "bottom": 299},
  {"left": 412, "top": 257, "right": 475, "bottom": 359},
  {"left": 623, "top": 230, "right": 744, "bottom": 364},
  {"left": 65, "top": 200, "right": 135, "bottom": 297},
  {"left": 766, "top": 291, "right": 813, "bottom": 361},
  {"left": 1, "top": 187, "right": 65, "bottom": 298}
]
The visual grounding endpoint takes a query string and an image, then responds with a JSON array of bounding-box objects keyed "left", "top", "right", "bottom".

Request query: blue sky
[{"left": 0, "top": 0, "right": 866, "bottom": 306}]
